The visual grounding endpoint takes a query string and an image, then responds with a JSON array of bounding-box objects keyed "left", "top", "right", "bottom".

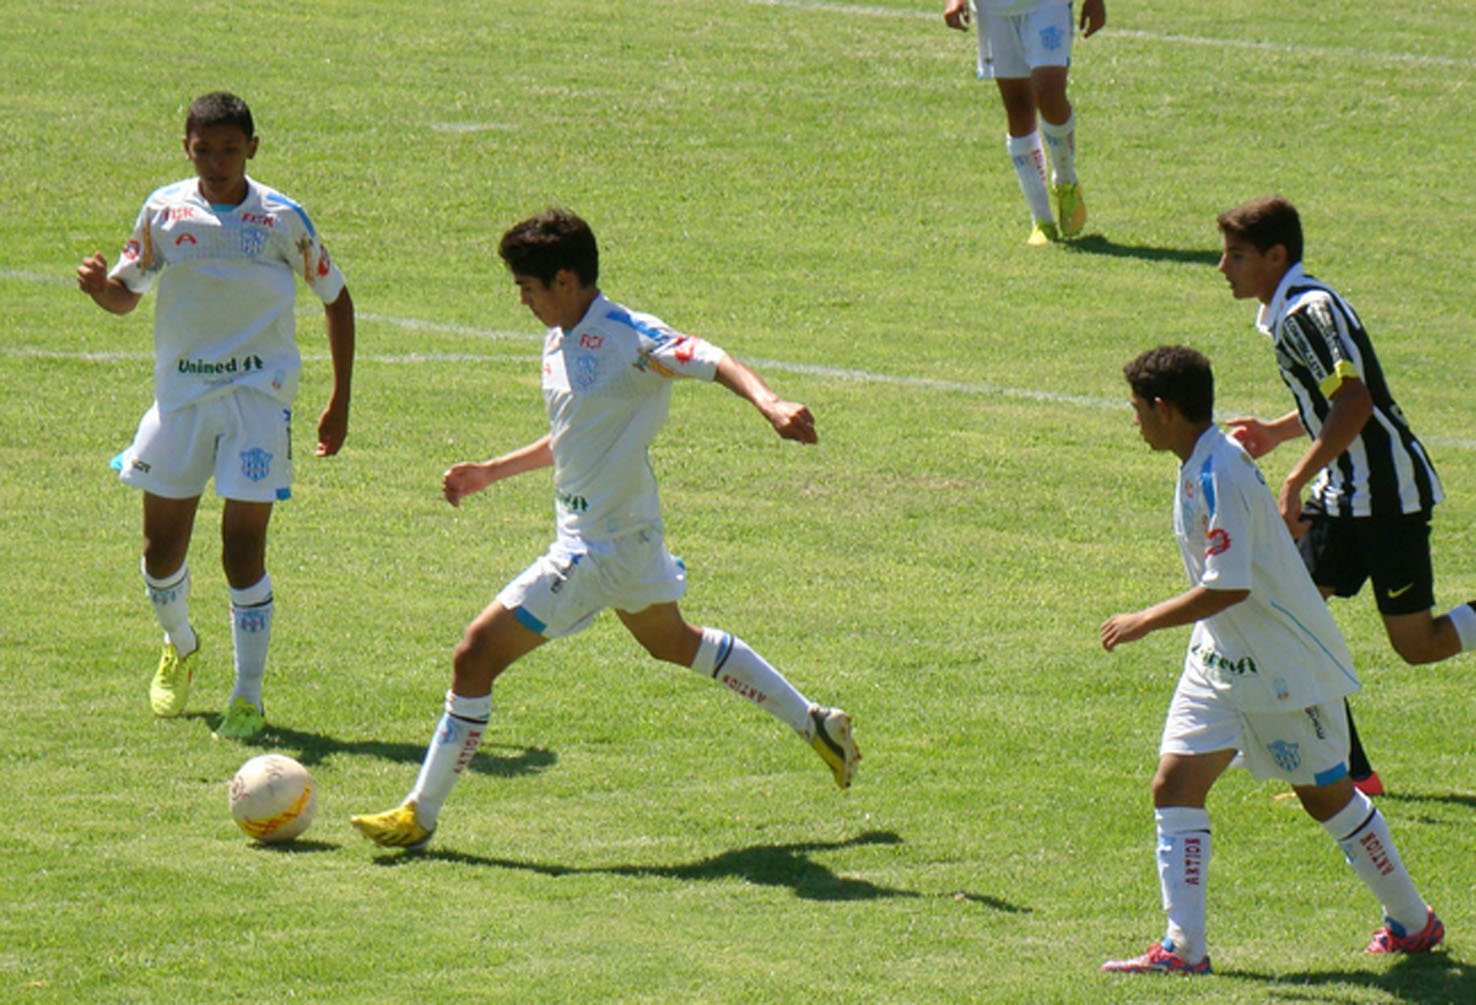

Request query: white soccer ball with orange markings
[{"left": 228, "top": 754, "right": 316, "bottom": 843}]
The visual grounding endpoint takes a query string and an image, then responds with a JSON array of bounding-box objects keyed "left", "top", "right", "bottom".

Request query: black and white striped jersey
[{"left": 1255, "top": 263, "right": 1442, "bottom": 518}]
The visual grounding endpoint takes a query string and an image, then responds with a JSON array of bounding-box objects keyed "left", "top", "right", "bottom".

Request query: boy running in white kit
[
  {"left": 1099, "top": 346, "right": 1441, "bottom": 975},
  {"left": 351, "top": 208, "right": 859, "bottom": 850},
  {"left": 943, "top": 0, "right": 1106, "bottom": 245},
  {"left": 76, "top": 92, "right": 355, "bottom": 739}
]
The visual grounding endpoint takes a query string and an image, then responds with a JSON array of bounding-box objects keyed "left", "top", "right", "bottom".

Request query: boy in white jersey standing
[
  {"left": 351, "top": 208, "right": 859, "bottom": 850},
  {"left": 76, "top": 92, "right": 355, "bottom": 739},
  {"left": 1098, "top": 346, "right": 1441, "bottom": 976},
  {"left": 1217, "top": 195, "right": 1476, "bottom": 796},
  {"left": 943, "top": 0, "right": 1105, "bottom": 245}
]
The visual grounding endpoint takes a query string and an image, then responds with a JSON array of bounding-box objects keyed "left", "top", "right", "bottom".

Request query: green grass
[{"left": 3, "top": 1, "right": 1474, "bottom": 1001}]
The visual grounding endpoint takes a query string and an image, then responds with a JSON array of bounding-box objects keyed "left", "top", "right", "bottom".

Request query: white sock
[
  {"left": 228, "top": 574, "right": 273, "bottom": 710},
  {"left": 409, "top": 690, "right": 492, "bottom": 828},
  {"left": 1039, "top": 113, "right": 1077, "bottom": 186},
  {"left": 143, "top": 559, "right": 196, "bottom": 655},
  {"left": 1321, "top": 790, "right": 1427, "bottom": 933},
  {"left": 1156, "top": 807, "right": 1211, "bottom": 964},
  {"left": 691, "top": 628, "right": 814, "bottom": 736},
  {"left": 1005, "top": 131, "right": 1054, "bottom": 224},
  {"left": 1445, "top": 602, "right": 1476, "bottom": 652}
]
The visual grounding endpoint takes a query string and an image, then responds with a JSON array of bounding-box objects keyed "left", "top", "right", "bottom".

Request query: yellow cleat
[
  {"left": 213, "top": 696, "right": 265, "bottom": 740},
  {"left": 1053, "top": 182, "right": 1086, "bottom": 237},
  {"left": 149, "top": 642, "right": 197, "bottom": 718},
  {"left": 350, "top": 801, "right": 435, "bottom": 850},
  {"left": 809, "top": 707, "right": 861, "bottom": 790},
  {"left": 1026, "top": 220, "right": 1061, "bottom": 246}
]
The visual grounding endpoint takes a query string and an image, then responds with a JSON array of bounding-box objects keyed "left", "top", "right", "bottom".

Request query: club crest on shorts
[
  {"left": 1268, "top": 740, "right": 1302, "bottom": 774},
  {"left": 240, "top": 447, "right": 274, "bottom": 482}
]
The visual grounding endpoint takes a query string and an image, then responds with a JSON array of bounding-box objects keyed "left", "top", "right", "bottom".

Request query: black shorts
[{"left": 1297, "top": 503, "right": 1435, "bottom": 616}]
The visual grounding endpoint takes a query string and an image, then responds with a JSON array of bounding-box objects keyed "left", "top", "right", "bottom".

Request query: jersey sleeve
[
  {"left": 276, "top": 200, "right": 346, "bottom": 304},
  {"left": 1280, "top": 293, "right": 1360, "bottom": 399},
  {"left": 107, "top": 199, "right": 164, "bottom": 294},
  {"left": 1195, "top": 454, "right": 1254, "bottom": 592},
  {"left": 636, "top": 319, "right": 724, "bottom": 381}
]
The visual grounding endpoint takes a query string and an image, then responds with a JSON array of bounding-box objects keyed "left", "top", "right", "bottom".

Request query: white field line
[
  {"left": 6, "top": 313, "right": 1474, "bottom": 451},
  {"left": 746, "top": 0, "right": 1476, "bottom": 70}
]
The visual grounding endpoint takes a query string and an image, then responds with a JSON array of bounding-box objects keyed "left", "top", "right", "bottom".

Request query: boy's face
[
  {"left": 184, "top": 123, "right": 257, "bottom": 205},
  {"left": 513, "top": 270, "right": 591, "bottom": 330},
  {"left": 1217, "top": 234, "right": 1286, "bottom": 304},
  {"left": 1130, "top": 393, "right": 1173, "bottom": 452}
]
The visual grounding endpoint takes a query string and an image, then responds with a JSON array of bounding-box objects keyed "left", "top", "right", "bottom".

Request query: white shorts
[
  {"left": 1160, "top": 671, "right": 1352, "bottom": 787},
  {"left": 117, "top": 389, "right": 293, "bottom": 503},
  {"left": 496, "top": 526, "right": 687, "bottom": 639},
  {"left": 976, "top": 2, "right": 1074, "bottom": 79}
]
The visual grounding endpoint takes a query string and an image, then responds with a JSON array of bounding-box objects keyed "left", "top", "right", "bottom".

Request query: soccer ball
[{"left": 228, "top": 753, "right": 317, "bottom": 843}]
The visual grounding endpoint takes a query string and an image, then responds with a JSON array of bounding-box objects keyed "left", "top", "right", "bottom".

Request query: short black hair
[
  {"left": 1123, "top": 345, "right": 1215, "bottom": 423},
  {"left": 1217, "top": 195, "right": 1303, "bottom": 265},
  {"left": 186, "top": 91, "right": 255, "bottom": 139},
  {"left": 498, "top": 208, "right": 599, "bottom": 287}
]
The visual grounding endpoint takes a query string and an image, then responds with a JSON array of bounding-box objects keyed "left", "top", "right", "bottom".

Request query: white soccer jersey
[
  {"left": 109, "top": 175, "right": 346, "bottom": 412},
  {"left": 541, "top": 293, "right": 726, "bottom": 541},
  {"left": 1174, "top": 427, "right": 1359, "bottom": 712},
  {"left": 1256, "top": 263, "right": 1442, "bottom": 518}
]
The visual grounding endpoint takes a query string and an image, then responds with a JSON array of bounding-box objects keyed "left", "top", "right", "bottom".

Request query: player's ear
[{"left": 246, "top": 136, "right": 259, "bottom": 160}]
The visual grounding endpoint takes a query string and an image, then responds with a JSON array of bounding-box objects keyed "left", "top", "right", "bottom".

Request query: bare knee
[
  {"left": 452, "top": 630, "right": 504, "bottom": 695},
  {"left": 1390, "top": 633, "right": 1440, "bottom": 665},
  {"left": 221, "top": 529, "right": 266, "bottom": 584}
]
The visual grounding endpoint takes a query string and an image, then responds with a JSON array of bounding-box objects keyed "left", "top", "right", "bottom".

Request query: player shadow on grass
[
  {"left": 1379, "top": 789, "right": 1476, "bottom": 813},
  {"left": 224, "top": 721, "right": 555, "bottom": 780},
  {"left": 1061, "top": 234, "right": 1222, "bottom": 267},
  {"left": 1218, "top": 952, "right": 1475, "bottom": 1005},
  {"left": 384, "top": 830, "right": 1030, "bottom": 907}
]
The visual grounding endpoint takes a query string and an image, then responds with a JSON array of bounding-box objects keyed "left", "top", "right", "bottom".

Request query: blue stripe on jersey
[
  {"left": 1270, "top": 599, "right": 1360, "bottom": 689},
  {"left": 1199, "top": 453, "right": 1217, "bottom": 519},
  {"left": 147, "top": 179, "right": 195, "bottom": 204},
  {"left": 605, "top": 304, "right": 671, "bottom": 344},
  {"left": 262, "top": 190, "right": 317, "bottom": 237}
]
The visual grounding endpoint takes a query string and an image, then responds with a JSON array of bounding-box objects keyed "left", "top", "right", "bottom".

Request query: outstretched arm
[
  {"left": 1224, "top": 409, "right": 1303, "bottom": 458},
  {"left": 1101, "top": 586, "right": 1249, "bottom": 651},
  {"left": 76, "top": 252, "right": 142, "bottom": 315},
  {"left": 714, "top": 354, "right": 817, "bottom": 445},
  {"left": 316, "top": 287, "right": 356, "bottom": 457},
  {"left": 443, "top": 434, "right": 554, "bottom": 507}
]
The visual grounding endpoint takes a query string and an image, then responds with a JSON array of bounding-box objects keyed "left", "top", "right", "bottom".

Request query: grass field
[{"left": 2, "top": 1, "right": 1474, "bottom": 1002}]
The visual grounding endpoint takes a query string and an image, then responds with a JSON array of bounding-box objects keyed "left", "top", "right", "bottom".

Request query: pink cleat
[
  {"left": 1101, "top": 941, "right": 1211, "bottom": 975},
  {"left": 1365, "top": 908, "right": 1444, "bottom": 954}
]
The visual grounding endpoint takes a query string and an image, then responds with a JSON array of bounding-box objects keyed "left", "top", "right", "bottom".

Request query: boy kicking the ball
[
  {"left": 77, "top": 92, "right": 355, "bottom": 739},
  {"left": 1098, "top": 346, "right": 1441, "bottom": 975},
  {"left": 350, "top": 208, "right": 859, "bottom": 850}
]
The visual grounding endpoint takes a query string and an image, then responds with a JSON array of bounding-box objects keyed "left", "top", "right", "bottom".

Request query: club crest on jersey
[
  {"left": 573, "top": 352, "right": 599, "bottom": 389},
  {"left": 240, "top": 226, "right": 269, "bottom": 257},
  {"left": 240, "top": 447, "right": 273, "bottom": 483}
]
